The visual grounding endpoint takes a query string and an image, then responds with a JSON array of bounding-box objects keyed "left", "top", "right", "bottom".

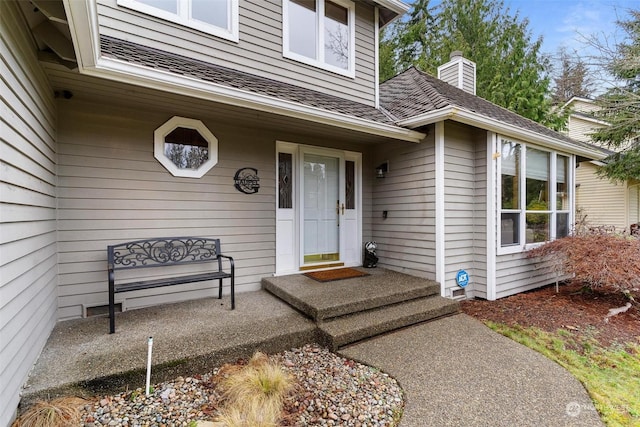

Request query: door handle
[
  {"left": 341, "top": 203, "right": 345, "bottom": 215},
  {"left": 336, "top": 200, "right": 340, "bottom": 216}
]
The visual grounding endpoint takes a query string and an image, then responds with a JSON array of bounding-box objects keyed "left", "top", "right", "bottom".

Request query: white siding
[
  {"left": 372, "top": 130, "right": 436, "bottom": 279},
  {"left": 576, "top": 162, "right": 628, "bottom": 231},
  {"left": 0, "top": 2, "right": 58, "bottom": 425},
  {"left": 443, "top": 122, "right": 486, "bottom": 299},
  {"left": 96, "top": 0, "right": 377, "bottom": 105}
]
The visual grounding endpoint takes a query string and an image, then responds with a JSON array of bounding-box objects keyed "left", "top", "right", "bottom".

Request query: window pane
[
  {"left": 501, "top": 141, "right": 520, "bottom": 209},
  {"left": 526, "top": 148, "right": 549, "bottom": 211},
  {"left": 345, "top": 160, "right": 355, "bottom": 209},
  {"left": 289, "top": 0, "right": 317, "bottom": 60},
  {"left": 192, "top": 0, "right": 228, "bottom": 29},
  {"left": 501, "top": 212, "right": 520, "bottom": 246},
  {"left": 137, "top": 0, "right": 177, "bottom": 13},
  {"left": 278, "top": 153, "right": 293, "bottom": 209},
  {"left": 324, "top": 1, "right": 349, "bottom": 69},
  {"left": 526, "top": 212, "right": 550, "bottom": 243},
  {"left": 557, "top": 155, "right": 569, "bottom": 210},
  {"left": 164, "top": 127, "right": 209, "bottom": 170},
  {"left": 556, "top": 213, "right": 569, "bottom": 238}
]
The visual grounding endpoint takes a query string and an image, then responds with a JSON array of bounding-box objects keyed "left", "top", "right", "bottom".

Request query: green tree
[
  {"left": 381, "top": 0, "right": 564, "bottom": 129},
  {"left": 590, "top": 10, "right": 640, "bottom": 182}
]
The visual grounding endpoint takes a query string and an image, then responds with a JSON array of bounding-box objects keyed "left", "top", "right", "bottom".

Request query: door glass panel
[
  {"left": 345, "top": 160, "right": 355, "bottom": 210},
  {"left": 303, "top": 153, "right": 339, "bottom": 263},
  {"left": 278, "top": 153, "right": 293, "bottom": 209}
]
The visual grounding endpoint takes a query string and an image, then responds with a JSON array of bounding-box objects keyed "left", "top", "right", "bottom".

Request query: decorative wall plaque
[{"left": 234, "top": 168, "right": 260, "bottom": 194}]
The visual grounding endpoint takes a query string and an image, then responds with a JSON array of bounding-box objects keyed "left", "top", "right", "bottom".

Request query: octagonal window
[{"left": 154, "top": 116, "right": 218, "bottom": 178}]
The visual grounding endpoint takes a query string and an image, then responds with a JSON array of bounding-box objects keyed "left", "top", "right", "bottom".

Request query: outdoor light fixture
[{"left": 376, "top": 162, "right": 388, "bottom": 179}]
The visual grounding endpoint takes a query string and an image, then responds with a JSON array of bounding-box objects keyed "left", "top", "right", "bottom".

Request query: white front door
[{"left": 276, "top": 142, "right": 361, "bottom": 274}]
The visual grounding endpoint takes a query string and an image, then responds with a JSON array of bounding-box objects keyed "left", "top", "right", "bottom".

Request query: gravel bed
[{"left": 80, "top": 344, "right": 404, "bottom": 426}]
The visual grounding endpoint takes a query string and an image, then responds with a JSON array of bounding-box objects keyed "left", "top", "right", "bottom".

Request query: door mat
[{"left": 304, "top": 268, "right": 369, "bottom": 282}]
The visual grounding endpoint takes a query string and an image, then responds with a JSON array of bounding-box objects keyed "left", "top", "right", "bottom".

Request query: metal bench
[{"left": 107, "top": 237, "right": 235, "bottom": 333}]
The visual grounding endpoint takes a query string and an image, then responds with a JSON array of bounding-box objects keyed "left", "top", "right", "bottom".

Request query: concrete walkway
[
  {"left": 340, "top": 314, "right": 603, "bottom": 427},
  {"left": 22, "top": 291, "right": 602, "bottom": 426}
]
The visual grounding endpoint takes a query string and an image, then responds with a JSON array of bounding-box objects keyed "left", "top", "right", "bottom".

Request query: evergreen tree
[
  {"left": 591, "top": 10, "right": 640, "bottom": 182},
  {"left": 380, "top": 0, "right": 564, "bottom": 129}
]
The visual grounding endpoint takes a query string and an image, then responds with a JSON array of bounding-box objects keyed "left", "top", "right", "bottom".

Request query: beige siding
[
  {"left": 495, "top": 252, "right": 561, "bottom": 299},
  {"left": 630, "top": 185, "right": 640, "bottom": 225},
  {"left": 96, "top": 0, "right": 377, "bottom": 105},
  {"left": 372, "top": 129, "right": 436, "bottom": 279},
  {"left": 0, "top": 2, "right": 58, "bottom": 425},
  {"left": 567, "top": 115, "right": 604, "bottom": 143},
  {"left": 443, "top": 122, "right": 486, "bottom": 299},
  {"left": 576, "top": 162, "right": 628, "bottom": 231},
  {"left": 56, "top": 93, "right": 374, "bottom": 320}
]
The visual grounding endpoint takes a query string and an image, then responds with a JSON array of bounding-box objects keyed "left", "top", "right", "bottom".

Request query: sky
[{"left": 503, "top": 0, "right": 638, "bottom": 57}]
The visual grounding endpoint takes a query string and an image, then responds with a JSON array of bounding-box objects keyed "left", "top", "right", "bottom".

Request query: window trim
[
  {"left": 154, "top": 116, "right": 218, "bottom": 179},
  {"left": 497, "top": 137, "right": 573, "bottom": 255},
  {"left": 282, "top": 0, "right": 356, "bottom": 78},
  {"left": 118, "top": 0, "right": 239, "bottom": 42}
]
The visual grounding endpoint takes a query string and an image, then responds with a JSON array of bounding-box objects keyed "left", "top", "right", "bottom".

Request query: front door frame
[{"left": 275, "top": 141, "right": 362, "bottom": 275}]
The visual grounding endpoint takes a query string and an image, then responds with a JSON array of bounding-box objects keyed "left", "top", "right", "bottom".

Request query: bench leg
[
  {"left": 218, "top": 278, "right": 222, "bottom": 300},
  {"left": 109, "top": 288, "right": 115, "bottom": 334},
  {"left": 231, "top": 275, "right": 235, "bottom": 310}
]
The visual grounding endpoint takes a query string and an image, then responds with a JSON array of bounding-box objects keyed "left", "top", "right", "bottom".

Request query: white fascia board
[
  {"left": 63, "top": 0, "right": 424, "bottom": 143},
  {"left": 372, "top": 0, "right": 410, "bottom": 15},
  {"left": 63, "top": 0, "right": 99, "bottom": 70},
  {"left": 90, "top": 57, "right": 426, "bottom": 142},
  {"left": 397, "top": 107, "right": 607, "bottom": 159}
]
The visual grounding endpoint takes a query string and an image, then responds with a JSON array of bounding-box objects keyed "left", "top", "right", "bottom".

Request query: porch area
[{"left": 22, "top": 268, "right": 456, "bottom": 405}]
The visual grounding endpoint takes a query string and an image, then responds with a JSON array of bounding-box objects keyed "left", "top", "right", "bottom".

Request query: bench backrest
[{"left": 108, "top": 237, "right": 221, "bottom": 271}]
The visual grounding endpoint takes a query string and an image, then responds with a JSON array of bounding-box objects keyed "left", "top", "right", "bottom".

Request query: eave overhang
[
  {"left": 63, "top": 0, "right": 425, "bottom": 143},
  {"left": 398, "top": 107, "right": 608, "bottom": 160}
]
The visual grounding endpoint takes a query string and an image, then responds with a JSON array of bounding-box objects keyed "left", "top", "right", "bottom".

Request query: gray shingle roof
[
  {"left": 100, "top": 36, "right": 395, "bottom": 125},
  {"left": 380, "top": 66, "right": 597, "bottom": 149}
]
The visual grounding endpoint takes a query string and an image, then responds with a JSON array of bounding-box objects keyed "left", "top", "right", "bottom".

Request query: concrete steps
[
  {"left": 262, "top": 268, "right": 460, "bottom": 350},
  {"left": 318, "top": 295, "right": 459, "bottom": 350}
]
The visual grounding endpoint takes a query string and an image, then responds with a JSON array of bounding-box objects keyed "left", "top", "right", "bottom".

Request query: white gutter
[
  {"left": 398, "top": 107, "right": 607, "bottom": 160},
  {"left": 373, "top": 0, "right": 411, "bottom": 15},
  {"left": 63, "top": 0, "right": 425, "bottom": 143}
]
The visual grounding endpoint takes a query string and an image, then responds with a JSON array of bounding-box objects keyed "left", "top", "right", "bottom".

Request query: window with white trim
[
  {"left": 118, "top": 0, "right": 239, "bottom": 42},
  {"left": 499, "top": 138, "right": 572, "bottom": 252},
  {"left": 154, "top": 116, "right": 218, "bottom": 178},
  {"left": 283, "top": 0, "right": 356, "bottom": 77}
]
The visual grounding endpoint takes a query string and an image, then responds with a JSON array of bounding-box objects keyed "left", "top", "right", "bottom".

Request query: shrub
[
  {"left": 216, "top": 352, "right": 294, "bottom": 427},
  {"left": 12, "top": 397, "right": 86, "bottom": 427},
  {"left": 526, "top": 232, "right": 640, "bottom": 295}
]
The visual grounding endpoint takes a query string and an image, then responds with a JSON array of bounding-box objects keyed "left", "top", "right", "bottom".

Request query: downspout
[
  {"left": 435, "top": 122, "right": 445, "bottom": 296},
  {"left": 486, "top": 132, "right": 497, "bottom": 300},
  {"left": 374, "top": 7, "right": 380, "bottom": 109}
]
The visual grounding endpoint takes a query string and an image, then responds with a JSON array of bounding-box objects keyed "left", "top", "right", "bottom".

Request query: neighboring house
[
  {"left": 564, "top": 97, "right": 640, "bottom": 232},
  {"left": 0, "top": 0, "right": 605, "bottom": 424}
]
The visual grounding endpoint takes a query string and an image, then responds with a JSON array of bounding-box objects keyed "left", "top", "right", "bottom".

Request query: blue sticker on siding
[{"left": 456, "top": 270, "right": 469, "bottom": 288}]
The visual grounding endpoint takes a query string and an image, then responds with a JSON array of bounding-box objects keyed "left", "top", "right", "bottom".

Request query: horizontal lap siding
[
  {"left": 56, "top": 102, "right": 277, "bottom": 320},
  {"left": 372, "top": 131, "right": 437, "bottom": 279},
  {"left": 56, "top": 96, "right": 374, "bottom": 320},
  {"left": 495, "top": 252, "right": 562, "bottom": 299},
  {"left": 443, "top": 122, "right": 486, "bottom": 299},
  {"left": 0, "top": 2, "right": 58, "bottom": 425},
  {"left": 96, "top": 0, "right": 376, "bottom": 105},
  {"left": 576, "top": 162, "right": 627, "bottom": 231}
]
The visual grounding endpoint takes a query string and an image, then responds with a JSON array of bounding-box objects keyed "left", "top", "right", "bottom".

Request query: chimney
[{"left": 437, "top": 51, "right": 476, "bottom": 95}]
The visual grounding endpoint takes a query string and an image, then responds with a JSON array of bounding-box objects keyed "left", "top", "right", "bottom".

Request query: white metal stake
[{"left": 146, "top": 336, "right": 153, "bottom": 396}]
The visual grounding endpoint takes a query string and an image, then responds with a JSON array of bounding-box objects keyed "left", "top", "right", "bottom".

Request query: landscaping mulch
[{"left": 461, "top": 282, "right": 640, "bottom": 348}]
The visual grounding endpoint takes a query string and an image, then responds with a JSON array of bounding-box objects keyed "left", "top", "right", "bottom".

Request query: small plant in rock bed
[
  {"left": 527, "top": 231, "right": 640, "bottom": 298},
  {"left": 12, "top": 397, "right": 86, "bottom": 427},
  {"left": 216, "top": 351, "right": 295, "bottom": 427}
]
